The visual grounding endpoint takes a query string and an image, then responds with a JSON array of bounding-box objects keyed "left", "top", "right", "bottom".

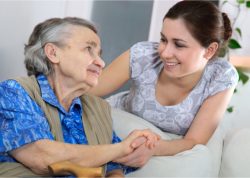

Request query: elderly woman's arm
[{"left": 8, "top": 129, "right": 156, "bottom": 175}]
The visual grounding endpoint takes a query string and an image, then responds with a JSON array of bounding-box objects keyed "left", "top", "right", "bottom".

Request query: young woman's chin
[
  {"left": 163, "top": 70, "right": 180, "bottom": 79},
  {"left": 162, "top": 65, "right": 181, "bottom": 78}
]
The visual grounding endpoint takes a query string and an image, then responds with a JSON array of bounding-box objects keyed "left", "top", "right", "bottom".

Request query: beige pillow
[
  {"left": 111, "top": 108, "right": 213, "bottom": 177},
  {"left": 219, "top": 128, "right": 250, "bottom": 177}
]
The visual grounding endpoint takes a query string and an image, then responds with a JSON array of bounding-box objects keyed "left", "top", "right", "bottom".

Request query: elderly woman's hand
[
  {"left": 113, "top": 140, "right": 158, "bottom": 167},
  {"left": 121, "top": 129, "right": 161, "bottom": 157}
]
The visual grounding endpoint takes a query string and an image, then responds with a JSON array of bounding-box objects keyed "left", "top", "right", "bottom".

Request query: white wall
[
  {"left": 0, "top": 1, "right": 92, "bottom": 83},
  {"left": 148, "top": 0, "right": 178, "bottom": 42},
  {"left": 148, "top": 0, "right": 250, "bottom": 136},
  {"left": 0, "top": 1, "right": 62, "bottom": 82}
]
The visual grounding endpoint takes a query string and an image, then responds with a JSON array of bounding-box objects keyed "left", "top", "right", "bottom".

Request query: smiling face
[
  {"left": 158, "top": 18, "right": 208, "bottom": 79},
  {"left": 56, "top": 25, "right": 104, "bottom": 88}
]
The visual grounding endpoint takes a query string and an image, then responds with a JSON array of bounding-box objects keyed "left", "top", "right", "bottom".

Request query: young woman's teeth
[{"left": 166, "top": 62, "right": 179, "bottom": 66}]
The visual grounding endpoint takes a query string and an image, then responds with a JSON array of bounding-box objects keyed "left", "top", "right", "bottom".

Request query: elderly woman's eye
[{"left": 86, "top": 47, "right": 91, "bottom": 51}]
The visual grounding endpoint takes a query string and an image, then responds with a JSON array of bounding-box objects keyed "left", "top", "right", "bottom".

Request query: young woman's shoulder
[
  {"left": 203, "top": 57, "right": 238, "bottom": 99},
  {"left": 207, "top": 57, "right": 238, "bottom": 83},
  {"left": 130, "top": 41, "right": 161, "bottom": 79},
  {"left": 131, "top": 41, "right": 159, "bottom": 50},
  {"left": 130, "top": 41, "right": 159, "bottom": 59}
]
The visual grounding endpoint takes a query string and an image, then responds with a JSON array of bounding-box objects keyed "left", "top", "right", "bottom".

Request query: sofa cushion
[
  {"left": 111, "top": 108, "right": 217, "bottom": 177},
  {"left": 219, "top": 128, "right": 250, "bottom": 177}
]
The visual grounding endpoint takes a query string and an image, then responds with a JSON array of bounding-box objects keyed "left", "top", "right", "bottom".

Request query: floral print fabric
[
  {"left": 106, "top": 41, "right": 238, "bottom": 135},
  {"left": 0, "top": 74, "right": 137, "bottom": 174}
]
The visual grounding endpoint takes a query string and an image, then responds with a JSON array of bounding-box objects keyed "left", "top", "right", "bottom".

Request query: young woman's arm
[
  {"left": 87, "top": 50, "right": 131, "bottom": 97},
  {"left": 114, "top": 86, "right": 235, "bottom": 167}
]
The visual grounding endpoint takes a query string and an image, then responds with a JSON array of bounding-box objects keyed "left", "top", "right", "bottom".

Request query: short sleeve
[
  {"left": 0, "top": 80, "right": 54, "bottom": 155},
  {"left": 205, "top": 58, "right": 239, "bottom": 98},
  {"left": 106, "top": 129, "right": 139, "bottom": 174},
  {"left": 129, "top": 41, "right": 160, "bottom": 79}
]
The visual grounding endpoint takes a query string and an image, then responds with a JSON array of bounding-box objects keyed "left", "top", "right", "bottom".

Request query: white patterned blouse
[{"left": 106, "top": 41, "right": 238, "bottom": 135}]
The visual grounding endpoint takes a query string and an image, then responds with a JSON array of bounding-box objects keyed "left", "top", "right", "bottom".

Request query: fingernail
[{"left": 132, "top": 143, "right": 136, "bottom": 148}]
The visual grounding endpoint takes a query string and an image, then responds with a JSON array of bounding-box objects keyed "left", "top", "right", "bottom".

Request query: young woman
[{"left": 88, "top": 0, "right": 238, "bottom": 176}]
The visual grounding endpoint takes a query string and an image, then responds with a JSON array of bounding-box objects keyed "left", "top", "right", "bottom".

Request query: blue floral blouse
[{"left": 0, "top": 74, "right": 137, "bottom": 175}]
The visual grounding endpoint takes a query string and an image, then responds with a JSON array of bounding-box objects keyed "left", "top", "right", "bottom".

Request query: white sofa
[{"left": 111, "top": 107, "right": 250, "bottom": 177}]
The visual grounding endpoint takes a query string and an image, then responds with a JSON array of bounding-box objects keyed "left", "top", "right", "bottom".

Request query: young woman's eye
[
  {"left": 160, "top": 38, "right": 166, "bottom": 43},
  {"left": 176, "top": 43, "right": 184, "bottom": 48}
]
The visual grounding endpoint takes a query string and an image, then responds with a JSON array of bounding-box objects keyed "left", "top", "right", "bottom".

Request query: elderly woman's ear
[{"left": 44, "top": 43, "right": 60, "bottom": 64}]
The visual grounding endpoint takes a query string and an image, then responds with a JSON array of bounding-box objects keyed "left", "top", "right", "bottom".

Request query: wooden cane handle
[{"left": 48, "top": 161, "right": 102, "bottom": 177}]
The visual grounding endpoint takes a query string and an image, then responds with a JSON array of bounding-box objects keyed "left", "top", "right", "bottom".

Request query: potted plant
[{"left": 219, "top": 0, "right": 250, "bottom": 112}]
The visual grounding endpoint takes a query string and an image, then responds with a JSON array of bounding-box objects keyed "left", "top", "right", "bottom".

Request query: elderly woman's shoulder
[
  {"left": 0, "top": 79, "right": 24, "bottom": 92},
  {"left": 0, "top": 79, "right": 34, "bottom": 113}
]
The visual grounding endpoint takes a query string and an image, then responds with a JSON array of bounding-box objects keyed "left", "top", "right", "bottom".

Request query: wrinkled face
[
  {"left": 57, "top": 26, "right": 104, "bottom": 87},
  {"left": 158, "top": 18, "right": 208, "bottom": 79}
]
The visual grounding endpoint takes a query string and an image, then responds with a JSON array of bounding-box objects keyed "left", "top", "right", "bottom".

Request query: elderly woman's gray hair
[{"left": 24, "top": 17, "right": 97, "bottom": 76}]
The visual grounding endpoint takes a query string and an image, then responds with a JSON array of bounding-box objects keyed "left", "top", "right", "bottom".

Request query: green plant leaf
[
  {"left": 247, "top": 1, "right": 250, "bottom": 7},
  {"left": 237, "top": 70, "right": 249, "bottom": 84},
  {"left": 238, "top": 70, "right": 243, "bottom": 83},
  {"left": 218, "top": 46, "right": 227, "bottom": 58},
  {"left": 237, "top": 0, "right": 245, "bottom": 3},
  {"left": 228, "top": 39, "right": 241, "bottom": 49},
  {"left": 235, "top": 28, "right": 242, "bottom": 38},
  {"left": 227, "top": 106, "right": 233, "bottom": 113},
  {"left": 222, "top": 0, "right": 228, "bottom": 6},
  {"left": 234, "top": 88, "right": 237, "bottom": 93},
  {"left": 241, "top": 72, "right": 249, "bottom": 85},
  {"left": 237, "top": 70, "right": 242, "bottom": 80}
]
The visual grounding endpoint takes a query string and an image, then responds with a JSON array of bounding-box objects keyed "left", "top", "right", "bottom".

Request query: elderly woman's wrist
[{"left": 116, "top": 141, "right": 131, "bottom": 158}]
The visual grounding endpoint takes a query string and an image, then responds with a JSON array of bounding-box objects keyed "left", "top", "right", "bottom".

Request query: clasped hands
[{"left": 116, "top": 129, "right": 161, "bottom": 167}]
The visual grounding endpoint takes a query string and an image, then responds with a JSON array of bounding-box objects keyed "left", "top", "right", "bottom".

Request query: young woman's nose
[{"left": 161, "top": 43, "right": 174, "bottom": 59}]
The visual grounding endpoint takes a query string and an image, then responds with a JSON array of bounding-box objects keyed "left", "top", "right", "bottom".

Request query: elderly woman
[{"left": 0, "top": 17, "right": 160, "bottom": 177}]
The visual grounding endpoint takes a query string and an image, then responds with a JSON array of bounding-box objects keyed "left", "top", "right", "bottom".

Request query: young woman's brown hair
[{"left": 164, "top": 0, "right": 232, "bottom": 58}]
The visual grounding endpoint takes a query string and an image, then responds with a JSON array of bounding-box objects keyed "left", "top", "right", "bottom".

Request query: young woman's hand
[
  {"left": 131, "top": 131, "right": 161, "bottom": 150},
  {"left": 131, "top": 129, "right": 161, "bottom": 150}
]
